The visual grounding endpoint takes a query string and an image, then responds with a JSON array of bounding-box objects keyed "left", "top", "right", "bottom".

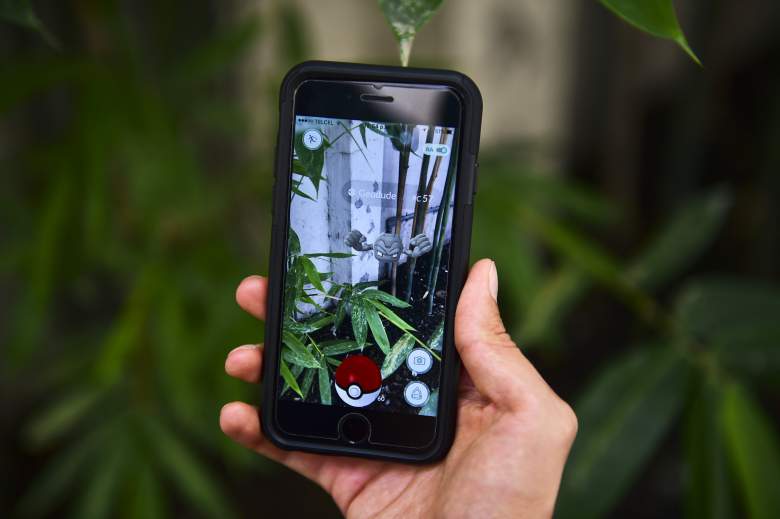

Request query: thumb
[
  {"left": 454, "top": 259, "right": 543, "bottom": 408},
  {"left": 455, "top": 259, "right": 505, "bottom": 343}
]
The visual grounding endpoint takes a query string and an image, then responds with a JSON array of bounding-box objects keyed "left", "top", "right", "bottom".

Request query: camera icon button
[{"left": 406, "top": 348, "right": 433, "bottom": 375}]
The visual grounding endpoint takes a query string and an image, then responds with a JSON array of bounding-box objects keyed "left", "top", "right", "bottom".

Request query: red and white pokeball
[{"left": 334, "top": 354, "right": 382, "bottom": 407}]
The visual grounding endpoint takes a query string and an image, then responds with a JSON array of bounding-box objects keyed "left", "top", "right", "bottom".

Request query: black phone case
[{"left": 261, "top": 61, "right": 482, "bottom": 463}]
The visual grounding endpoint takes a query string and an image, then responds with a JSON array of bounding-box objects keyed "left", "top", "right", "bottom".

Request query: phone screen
[{"left": 278, "top": 112, "right": 459, "bottom": 419}]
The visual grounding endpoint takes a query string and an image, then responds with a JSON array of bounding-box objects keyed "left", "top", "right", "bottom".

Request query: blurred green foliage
[{"left": 1, "top": 1, "right": 778, "bottom": 519}]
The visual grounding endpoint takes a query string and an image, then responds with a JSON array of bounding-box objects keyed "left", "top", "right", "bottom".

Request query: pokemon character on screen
[
  {"left": 334, "top": 355, "right": 383, "bottom": 407},
  {"left": 344, "top": 230, "right": 432, "bottom": 263}
]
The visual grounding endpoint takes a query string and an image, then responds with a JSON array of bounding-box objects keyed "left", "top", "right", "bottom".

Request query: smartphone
[{"left": 262, "top": 61, "right": 482, "bottom": 462}]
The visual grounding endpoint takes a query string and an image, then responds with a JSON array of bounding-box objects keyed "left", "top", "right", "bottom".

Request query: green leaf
[
  {"left": 318, "top": 366, "right": 332, "bottom": 405},
  {"left": 351, "top": 299, "right": 368, "bottom": 349},
  {"left": 367, "top": 299, "right": 416, "bottom": 332},
  {"left": 290, "top": 186, "right": 317, "bottom": 202},
  {"left": 291, "top": 185, "right": 316, "bottom": 201},
  {"left": 557, "top": 347, "right": 687, "bottom": 519},
  {"left": 721, "top": 383, "right": 780, "bottom": 519},
  {"left": 144, "top": 419, "right": 234, "bottom": 519},
  {"left": 16, "top": 427, "right": 102, "bottom": 516},
  {"left": 359, "top": 122, "right": 368, "bottom": 147},
  {"left": 300, "top": 367, "right": 315, "bottom": 399},
  {"left": 428, "top": 320, "right": 444, "bottom": 351},
  {"left": 282, "top": 332, "right": 321, "bottom": 368},
  {"left": 293, "top": 130, "right": 325, "bottom": 193},
  {"left": 517, "top": 205, "right": 654, "bottom": 319},
  {"left": 282, "top": 363, "right": 304, "bottom": 396},
  {"left": 364, "top": 303, "right": 391, "bottom": 354},
  {"left": 419, "top": 389, "right": 438, "bottom": 417},
  {"left": 377, "top": 0, "right": 443, "bottom": 66},
  {"left": 627, "top": 189, "right": 731, "bottom": 290},
  {"left": 24, "top": 387, "right": 101, "bottom": 448},
  {"left": 282, "top": 345, "right": 321, "bottom": 369},
  {"left": 300, "top": 256, "right": 325, "bottom": 292},
  {"left": 0, "top": 0, "right": 59, "bottom": 48},
  {"left": 286, "top": 314, "right": 335, "bottom": 334},
  {"left": 685, "top": 379, "right": 734, "bottom": 519},
  {"left": 598, "top": 0, "right": 701, "bottom": 64},
  {"left": 322, "top": 340, "right": 363, "bottom": 356},
  {"left": 280, "top": 358, "right": 303, "bottom": 398},
  {"left": 288, "top": 229, "right": 301, "bottom": 256},
  {"left": 74, "top": 440, "right": 125, "bottom": 519},
  {"left": 128, "top": 463, "right": 165, "bottom": 519},
  {"left": 381, "top": 333, "right": 416, "bottom": 379},
  {"left": 520, "top": 266, "right": 589, "bottom": 345},
  {"left": 676, "top": 278, "right": 780, "bottom": 373},
  {"left": 361, "top": 288, "right": 412, "bottom": 308}
]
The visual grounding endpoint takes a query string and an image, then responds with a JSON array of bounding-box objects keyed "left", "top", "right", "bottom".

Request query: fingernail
[
  {"left": 488, "top": 260, "right": 498, "bottom": 301},
  {"left": 229, "top": 344, "right": 260, "bottom": 355}
]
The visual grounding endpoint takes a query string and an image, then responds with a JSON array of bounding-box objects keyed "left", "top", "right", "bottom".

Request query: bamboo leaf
[
  {"left": 557, "top": 347, "right": 687, "bottom": 519},
  {"left": 282, "top": 332, "right": 321, "bottom": 368},
  {"left": 74, "top": 440, "right": 125, "bottom": 519},
  {"left": 318, "top": 366, "right": 332, "bottom": 405},
  {"left": 676, "top": 278, "right": 780, "bottom": 373},
  {"left": 686, "top": 380, "right": 734, "bottom": 519},
  {"left": 24, "top": 387, "right": 101, "bottom": 448},
  {"left": 0, "top": 0, "right": 59, "bottom": 47},
  {"left": 16, "top": 428, "right": 102, "bottom": 516},
  {"left": 282, "top": 345, "right": 321, "bottom": 369},
  {"left": 428, "top": 320, "right": 444, "bottom": 352},
  {"left": 285, "top": 314, "right": 335, "bottom": 334},
  {"left": 300, "top": 256, "right": 325, "bottom": 292},
  {"left": 351, "top": 299, "right": 368, "bottom": 349},
  {"left": 627, "top": 189, "right": 731, "bottom": 290},
  {"left": 365, "top": 303, "right": 391, "bottom": 354},
  {"left": 517, "top": 205, "right": 654, "bottom": 318},
  {"left": 361, "top": 288, "right": 412, "bottom": 308},
  {"left": 598, "top": 0, "right": 701, "bottom": 64},
  {"left": 280, "top": 358, "right": 303, "bottom": 398},
  {"left": 291, "top": 185, "right": 316, "bottom": 201},
  {"left": 128, "top": 463, "right": 165, "bottom": 519},
  {"left": 377, "top": 0, "right": 443, "bottom": 66},
  {"left": 520, "top": 266, "right": 588, "bottom": 345},
  {"left": 419, "top": 389, "right": 438, "bottom": 417},
  {"left": 381, "top": 333, "right": 416, "bottom": 379},
  {"left": 300, "top": 367, "right": 315, "bottom": 399},
  {"left": 721, "top": 383, "right": 780, "bottom": 519},
  {"left": 293, "top": 130, "right": 325, "bottom": 193},
  {"left": 288, "top": 229, "right": 301, "bottom": 256},
  {"left": 322, "top": 340, "right": 363, "bottom": 356},
  {"left": 367, "top": 299, "right": 416, "bottom": 332},
  {"left": 282, "top": 363, "right": 304, "bottom": 396},
  {"left": 144, "top": 419, "right": 234, "bottom": 519},
  {"left": 359, "top": 122, "right": 368, "bottom": 147}
]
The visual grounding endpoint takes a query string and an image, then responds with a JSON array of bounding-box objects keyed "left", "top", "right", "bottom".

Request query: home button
[{"left": 338, "top": 413, "right": 371, "bottom": 444}]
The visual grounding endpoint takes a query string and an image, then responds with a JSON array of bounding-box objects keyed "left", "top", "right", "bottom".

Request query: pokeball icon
[{"left": 334, "top": 355, "right": 382, "bottom": 407}]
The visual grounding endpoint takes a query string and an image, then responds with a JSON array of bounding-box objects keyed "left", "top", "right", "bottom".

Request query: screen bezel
[{"left": 275, "top": 79, "right": 464, "bottom": 451}]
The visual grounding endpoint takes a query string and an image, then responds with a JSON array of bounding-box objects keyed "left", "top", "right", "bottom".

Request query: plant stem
[
  {"left": 391, "top": 125, "right": 412, "bottom": 296},
  {"left": 426, "top": 145, "right": 458, "bottom": 315},
  {"left": 405, "top": 125, "right": 435, "bottom": 301}
]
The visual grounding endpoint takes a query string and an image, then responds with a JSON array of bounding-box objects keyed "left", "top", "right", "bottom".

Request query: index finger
[{"left": 236, "top": 275, "right": 268, "bottom": 321}]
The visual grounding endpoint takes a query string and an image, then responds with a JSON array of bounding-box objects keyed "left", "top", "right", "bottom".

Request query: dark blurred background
[{"left": 2, "top": 1, "right": 779, "bottom": 518}]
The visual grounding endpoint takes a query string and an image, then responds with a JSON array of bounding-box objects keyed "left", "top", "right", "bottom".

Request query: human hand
[{"left": 221, "top": 259, "right": 577, "bottom": 518}]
